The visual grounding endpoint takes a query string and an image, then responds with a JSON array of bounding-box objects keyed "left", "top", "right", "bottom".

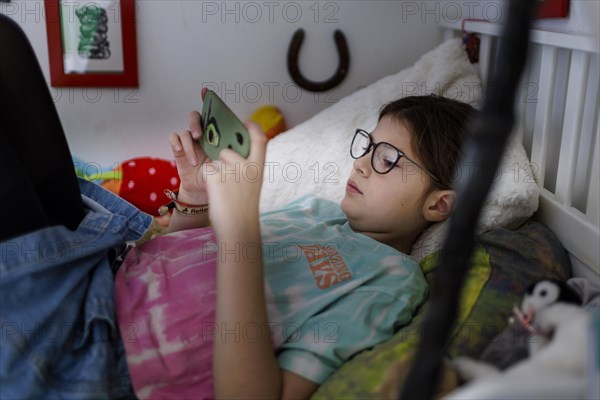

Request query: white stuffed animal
[{"left": 447, "top": 280, "right": 591, "bottom": 399}]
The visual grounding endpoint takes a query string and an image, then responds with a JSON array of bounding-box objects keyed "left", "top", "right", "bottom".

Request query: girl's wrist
[{"left": 177, "top": 187, "right": 208, "bottom": 206}]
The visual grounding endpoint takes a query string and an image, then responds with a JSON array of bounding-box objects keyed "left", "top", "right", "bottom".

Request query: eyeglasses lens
[
  {"left": 351, "top": 131, "right": 370, "bottom": 158},
  {"left": 373, "top": 144, "right": 399, "bottom": 173}
]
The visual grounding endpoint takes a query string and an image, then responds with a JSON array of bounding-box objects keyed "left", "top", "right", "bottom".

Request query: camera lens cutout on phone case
[{"left": 200, "top": 90, "right": 251, "bottom": 160}]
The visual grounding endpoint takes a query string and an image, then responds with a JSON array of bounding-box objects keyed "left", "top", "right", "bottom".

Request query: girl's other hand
[{"left": 168, "top": 110, "right": 210, "bottom": 204}]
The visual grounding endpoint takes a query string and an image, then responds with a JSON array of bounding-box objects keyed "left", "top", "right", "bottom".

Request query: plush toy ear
[{"left": 554, "top": 281, "right": 582, "bottom": 305}]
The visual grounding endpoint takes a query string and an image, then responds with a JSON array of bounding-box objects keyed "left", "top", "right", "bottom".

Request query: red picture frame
[
  {"left": 537, "top": 0, "right": 570, "bottom": 19},
  {"left": 45, "top": 0, "right": 138, "bottom": 87}
]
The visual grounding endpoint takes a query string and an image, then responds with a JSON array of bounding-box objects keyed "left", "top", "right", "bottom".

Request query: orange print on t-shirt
[{"left": 299, "top": 244, "right": 353, "bottom": 289}]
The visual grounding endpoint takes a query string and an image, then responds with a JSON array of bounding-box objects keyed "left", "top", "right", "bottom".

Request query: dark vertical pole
[{"left": 399, "top": 1, "right": 538, "bottom": 399}]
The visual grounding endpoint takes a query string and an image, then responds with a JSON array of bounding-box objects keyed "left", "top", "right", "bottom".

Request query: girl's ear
[{"left": 422, "top": 190, "right": 456, "bottom": 222}]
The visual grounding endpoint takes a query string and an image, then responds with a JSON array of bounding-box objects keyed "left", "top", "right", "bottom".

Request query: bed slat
[
  {"left": 586, "top": 123, "right": 600, "bottom": 224},
  {"left": 530, "top": 45, "right": 558, "bottom": 188},
  {"left": 478, "top": 35, "right": 493, "bottom": 89},
  {"left": 555, "top": 50, "right": 589, "bottom": 206},
  {"left": 514, "top": 44, "right": 537, "bottom": 145}
]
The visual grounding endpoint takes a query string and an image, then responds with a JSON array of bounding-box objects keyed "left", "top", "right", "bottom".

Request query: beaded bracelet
[{"left": 158, "top": 189, "right": 209, "bottom": 217}]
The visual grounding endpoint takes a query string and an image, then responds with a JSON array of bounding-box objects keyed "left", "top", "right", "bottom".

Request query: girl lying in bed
[{"left": 0, "top": 14, "right": 475, "bottom": 400}]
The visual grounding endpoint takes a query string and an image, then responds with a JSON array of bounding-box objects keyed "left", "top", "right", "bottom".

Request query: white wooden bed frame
[{"left": 442, "top": 20, "right": 599, "bottom": 281}]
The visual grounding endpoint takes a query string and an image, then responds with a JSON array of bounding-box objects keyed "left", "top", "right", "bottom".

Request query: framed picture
[
  {"left": 537, "top": 0, "right": 570, "bottom": 18},
  {"left": 44, "top": 0, "right": 138, "bottom": 87}
]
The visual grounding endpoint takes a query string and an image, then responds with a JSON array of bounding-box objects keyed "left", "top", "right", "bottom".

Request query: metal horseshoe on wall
[{"left": 287, "top": 29, "right": 350, "bottom": 92}]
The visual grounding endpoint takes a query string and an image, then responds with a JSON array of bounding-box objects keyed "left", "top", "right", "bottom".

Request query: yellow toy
[{"left": 249, "top": 105, "right": 287, "bottom": 140}]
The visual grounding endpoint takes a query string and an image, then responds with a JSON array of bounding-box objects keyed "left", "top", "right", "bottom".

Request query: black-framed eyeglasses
[{"left": 350, "top": 129, "right": 440, "bottom": 182}]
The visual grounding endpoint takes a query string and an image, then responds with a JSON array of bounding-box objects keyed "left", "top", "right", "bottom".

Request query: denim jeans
[{"left": 1, "top": 179, "right": 152, "bottom": 399}]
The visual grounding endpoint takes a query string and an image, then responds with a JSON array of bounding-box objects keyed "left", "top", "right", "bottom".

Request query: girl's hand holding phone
[
  {"left": 166, "top": 88, "right": 267, "bottom": 237},
  {"left": 205, "top": 121, "right": 267, "bottom": 237}
]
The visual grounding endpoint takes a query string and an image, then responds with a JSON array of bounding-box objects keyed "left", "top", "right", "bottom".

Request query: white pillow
[{"left": 260, "top": 38, "right": 539, "bottom": 261}]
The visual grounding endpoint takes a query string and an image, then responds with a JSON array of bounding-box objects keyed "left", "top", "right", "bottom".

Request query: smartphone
[{"left": 200, "top": 90, "right": 251, "bottom": 160}]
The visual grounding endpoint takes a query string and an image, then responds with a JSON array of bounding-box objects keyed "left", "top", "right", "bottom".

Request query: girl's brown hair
[{"left": 379, "top": 95, "right": 476, "bottom": 191}]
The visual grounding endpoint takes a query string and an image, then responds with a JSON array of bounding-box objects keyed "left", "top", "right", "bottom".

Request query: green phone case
[{"left": 200, "top": 90, "right": 251, "bottom": 160}]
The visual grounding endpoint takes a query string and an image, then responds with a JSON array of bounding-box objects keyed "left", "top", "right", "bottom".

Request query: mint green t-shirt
[{"left": 260, "top": 195, "right": 427, "bottom": 384}]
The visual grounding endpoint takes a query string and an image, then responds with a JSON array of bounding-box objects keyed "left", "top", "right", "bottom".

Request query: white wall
[
  {"left": 2, "top": 0, "right": 444, "bottom": 165},
  {"left": 3, "top": 1, "right": 597, "bottom": 166}
]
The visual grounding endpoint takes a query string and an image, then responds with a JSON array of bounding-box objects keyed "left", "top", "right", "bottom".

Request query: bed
[{"left": 257, "top": 13, "right": 598, "bottom": 400}]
